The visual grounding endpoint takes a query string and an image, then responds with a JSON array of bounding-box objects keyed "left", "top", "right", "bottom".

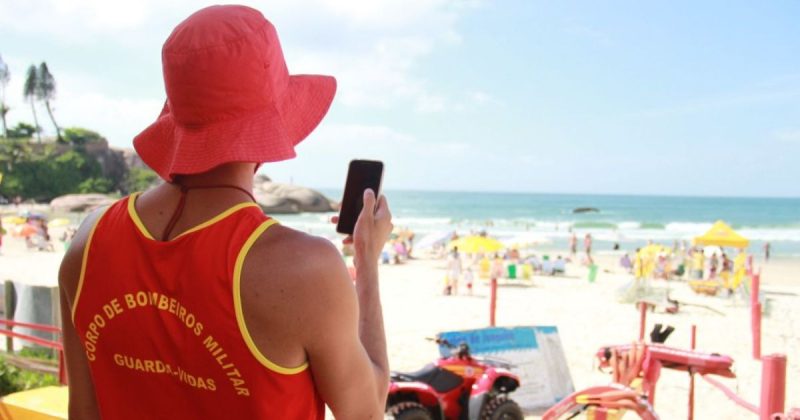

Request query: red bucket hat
[{"left": 133, "top": 5, "right": 336, "bottom": 181}]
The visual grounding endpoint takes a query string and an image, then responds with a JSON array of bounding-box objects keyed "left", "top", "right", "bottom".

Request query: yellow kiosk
[{"left": 691, "top": 220, "right": 749, "bottom": 294}]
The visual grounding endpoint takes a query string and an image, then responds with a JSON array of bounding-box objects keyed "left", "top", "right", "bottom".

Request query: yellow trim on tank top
[
  {"left": 127, "top": 192, "right": 155, "bottom": 240},
  {"left": 233, "top": 219, "right": 309, "bottom": 375},
  {"left": 127, "top": 191, "right": 260, "bottom": 241},
  {"left": 173, "top": 202, "right": 260, "bottom": 239},
  {"left": 71, "top": 207, "right": 110, "bottom": 322}
]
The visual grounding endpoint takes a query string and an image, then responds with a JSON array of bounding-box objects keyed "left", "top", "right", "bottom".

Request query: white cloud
[
  {"left": 774, "top": 129, "right": 800, "bottom": 144},
  {"left": 0, "top": 0, "right": 483, "bottom": 146}
]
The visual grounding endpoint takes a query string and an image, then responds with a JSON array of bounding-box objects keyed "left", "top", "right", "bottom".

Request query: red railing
[{"left": 0, "top": 318, "right": 66, "bottom": 385}]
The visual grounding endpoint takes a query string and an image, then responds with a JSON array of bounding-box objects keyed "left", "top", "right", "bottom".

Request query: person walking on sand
[
  {"left": 569, "top": 233, "right": 577, "bottom": 257},
  {"left": 446, "top": 247, "right": 462, "bottom": 295},
  {"left": 584, "top": 233, "right": 593, "bottom": 258},
  {"left": 463, "top": 266, "right": 474, "bottom": 296},
  {"left": 59, "top": 6, "right": 392, "bottom": 419},
  {"left": 763, "top": 242, "right": 771, "bottom": 262}
]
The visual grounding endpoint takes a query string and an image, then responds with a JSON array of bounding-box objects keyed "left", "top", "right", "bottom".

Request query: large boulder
[
  {"left": 50, "top": 194, "right": 115, "bottom": 213},
  {"left": 254, "top": 182, "right": 336, "bottom": 214}
]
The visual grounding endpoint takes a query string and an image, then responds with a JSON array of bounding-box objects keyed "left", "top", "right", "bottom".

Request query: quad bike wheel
[
  {"left": 481, "top": 395, "right": 524, "bottom": 420},
  {"left": 388, "top": 401, "right": 434, "bottom": 420}
]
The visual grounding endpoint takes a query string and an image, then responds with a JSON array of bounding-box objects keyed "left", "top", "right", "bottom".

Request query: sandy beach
[
  {"left": 378, "top": 252, "right": 799, "bottom": 419},
  {"left": 1, "top": 224, "right": 797, "bottom": 419}
]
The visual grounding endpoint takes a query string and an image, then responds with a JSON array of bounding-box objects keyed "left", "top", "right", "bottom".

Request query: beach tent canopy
[{"left": 693, "top": 220, "right": 749, "bottom": 249}]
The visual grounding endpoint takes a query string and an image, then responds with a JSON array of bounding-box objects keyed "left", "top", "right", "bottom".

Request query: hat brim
[{"left": 133, "top": 74, "right": 336, "bottom": 182}]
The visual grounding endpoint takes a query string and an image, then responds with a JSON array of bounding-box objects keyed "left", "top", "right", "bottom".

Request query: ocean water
[{"left": 275, "top": 190, "right": 800, "bottom": 256}]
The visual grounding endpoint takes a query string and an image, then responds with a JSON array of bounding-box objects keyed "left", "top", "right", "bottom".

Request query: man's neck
[{"left": 175, "top": 163, "right": 256, "bottom": 190}]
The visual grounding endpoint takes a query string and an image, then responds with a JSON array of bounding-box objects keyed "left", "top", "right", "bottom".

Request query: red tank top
[{"left": 72, "top": 193, "right": 324, "bottom": 419}]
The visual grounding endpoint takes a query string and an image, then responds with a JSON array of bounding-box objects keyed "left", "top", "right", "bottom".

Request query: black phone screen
[{"left": 336, "top": 160, "right": 384, "bottom": 235}]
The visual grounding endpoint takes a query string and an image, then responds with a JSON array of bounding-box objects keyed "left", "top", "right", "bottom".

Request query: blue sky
[{"left": 1, "top": 0, "right": 799, "bottom": 197}]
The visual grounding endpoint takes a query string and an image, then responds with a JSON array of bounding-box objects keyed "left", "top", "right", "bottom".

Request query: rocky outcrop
[
  {"left": 50, "top": 194, "right": 116, "bottom": 212},
  {"left": 47, "top": 176, "right": 335, "bottom": 215},
  {"left": 253, "top": 179, "right": 336, "bottom": 214}
]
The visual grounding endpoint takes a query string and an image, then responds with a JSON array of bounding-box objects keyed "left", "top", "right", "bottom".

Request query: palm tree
[
  {"left": 37, "top": 62, "right": 62, "bottom": 142},
  {"left": 0, "top": 55, "right": 10, "bottom": 137},
  {"left": 23, "top": 65, "right": 41, "bottom": 142}
]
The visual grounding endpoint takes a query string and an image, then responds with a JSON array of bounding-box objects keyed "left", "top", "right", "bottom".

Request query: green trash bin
[
  {"left": 507, "top": 264, "right": 517, "bottom": 280},
  {"left": 588, "top": 264, "right": 599, "bottom": 283}
]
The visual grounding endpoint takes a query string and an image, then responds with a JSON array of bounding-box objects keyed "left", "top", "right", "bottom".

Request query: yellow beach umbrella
[
  {"left": 448, "top": 235, "right": 505, "bottom": 254},
  {"left": 2, "top": 215, "right": 26, "bottom": 226},
  {"left": 48, "top": 218, "right": 72, "bottom": 228}
]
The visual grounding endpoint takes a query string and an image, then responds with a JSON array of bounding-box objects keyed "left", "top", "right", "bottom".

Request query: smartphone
[{"left": 336, "top": 160, "right": 384, "bottom": 235}]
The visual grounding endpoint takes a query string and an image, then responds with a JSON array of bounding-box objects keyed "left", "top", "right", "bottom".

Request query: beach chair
[{"left": 688, "top": 279, "right": 722, "bottom": 296}]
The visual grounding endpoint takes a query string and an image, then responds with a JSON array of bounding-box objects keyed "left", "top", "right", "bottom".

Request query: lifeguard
[{"left": 59, "top": 5, "right": 393, "bottom": 419}]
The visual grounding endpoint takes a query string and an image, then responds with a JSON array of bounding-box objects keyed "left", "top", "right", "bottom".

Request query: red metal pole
[
  {"left": 751, "top": 273, "right": 760, "bottom": 307},
  {"left": 751, "top": 273, "right": 761, "bottom": 360},
  {"left": 689, "top": 325, "right": 696, "bottom": 420},
  {"left": 760, "top": 354, "right": 787, "bottom": 420},
  {"left": 489, "top": 278, "right": 497, "bottom": 327},
  {"left": 753, "top": 303, "right": 762, "bottom": 360},
  {"left": 638, "top": 302, "right": 647, "bottom": 341},
  {"left": 700, "top": 374, "right": 759, "bottom": 415}
]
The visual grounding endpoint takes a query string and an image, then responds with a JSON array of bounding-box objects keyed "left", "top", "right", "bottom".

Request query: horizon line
[{"left": 304, "top": 185, "right": 800, "bottom": 200}]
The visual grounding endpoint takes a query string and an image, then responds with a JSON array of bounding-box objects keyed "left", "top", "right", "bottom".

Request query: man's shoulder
[
  {"left": 244, "top": 224, "right": 347, "bottom": 289},
  {"left": 240, "top": 225, "right": 354, "bottom": 330}
]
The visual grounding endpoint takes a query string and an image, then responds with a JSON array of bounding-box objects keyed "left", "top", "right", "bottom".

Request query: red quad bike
[{"left": 386, "top": 338, "right": 524, "bottom": 420}]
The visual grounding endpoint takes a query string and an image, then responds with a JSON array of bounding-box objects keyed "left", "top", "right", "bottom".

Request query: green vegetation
[
  {"left": 0, "top": 354, "right": 59, "bottom": 396},
  {"left": 0, "top": 142, "right": 109, "bottom": 201},
  {"left": 0, "top": 54, "right": 160, "bottom": 201},
  {"left": 18, "top": 347, "right": 57, "bottom": 361},
  {"left": 0, "top": 130, "right": 160, "bottom": 200},
  {"left": 125, "top": 166, "right": 159, "bottom": 193},
  {"left": 6, "top": 122, "right": 37, "bottom": 139},
  {"left": 62, "top": 127, "right": 103, "bottom": 145}
]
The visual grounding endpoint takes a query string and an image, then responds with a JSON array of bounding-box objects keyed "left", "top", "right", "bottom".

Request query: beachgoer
[
  {"left": 447, "top": 248, "right": 462, "bottom": 295},
  {"left": 584, "top": 233, "right": 592, "bottom": 257},
  {"left": 59, "top": 6, "right": 392, "bottom": 419},
  {"left": 633, "top": 248, "right": 645, "bottom": 280},
  {"left": 620, "top": 253, "right": 632, "bottom": 273},
  {"left": 692, "top": 248, "right": 704, "bottom": 279},
  {"left": 569, "top": 234, "right": 577, "bottom": 257},
  {"left": 553, "top": 256, "right": 566, "bottom": 275},
  {"left": 527, "top": 254, "right": 541, "bottom": 272},
  {"left": 464, "top": 267, "right": 474, "bottom": 295},
  {"left": 491, "top": 254, "right": 505, "bottom": 279},
  {"left": 709, "top": 253, "right": 719, "bottom": 279},
  {"left": 763, "top": 242, "right": 771, "bottom": 262},
  {"left": 721, "top": 253, "right": 732, "bottom": 288}
]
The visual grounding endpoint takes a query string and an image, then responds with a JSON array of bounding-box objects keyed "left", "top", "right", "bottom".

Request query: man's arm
[
  {"left": 58, "top": 209, "right": 104, "bottom": 420},
  {"left": 242, "top": 189, "right": 392, "bottom": 418},
  {"left": 303, "top": 189, "right": 392, "bottom": 417}
]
